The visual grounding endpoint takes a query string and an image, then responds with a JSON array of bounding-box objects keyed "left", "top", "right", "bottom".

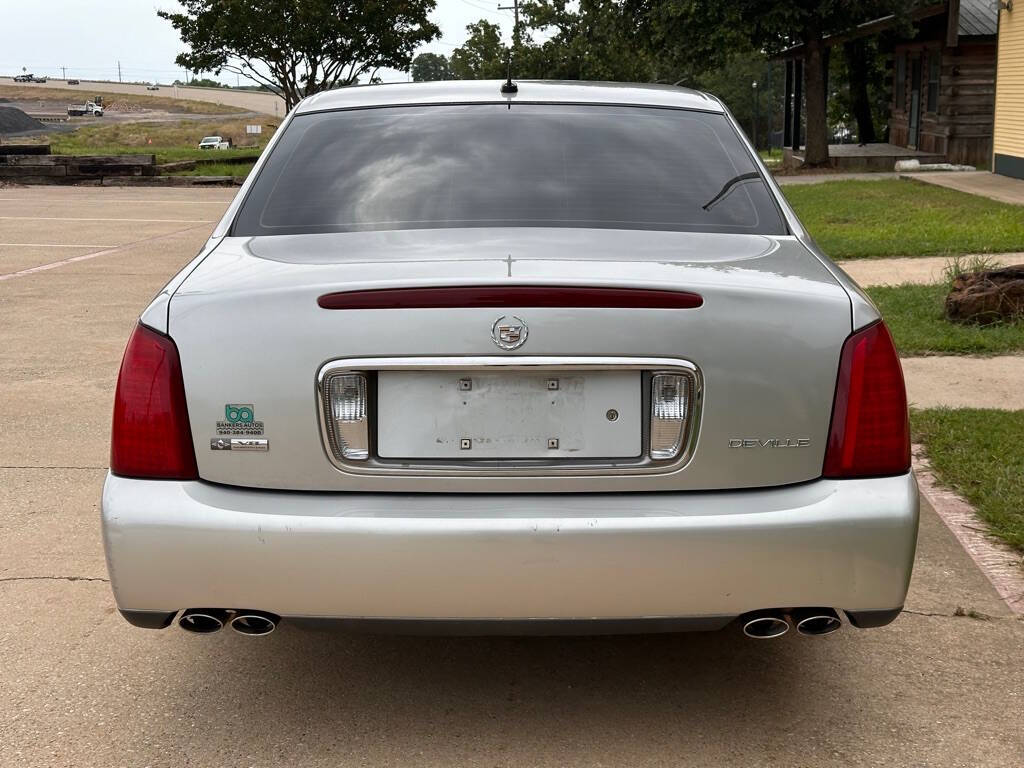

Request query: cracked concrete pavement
[{"left": 1, "top": 186, "right": 1022, "bottom": 767}]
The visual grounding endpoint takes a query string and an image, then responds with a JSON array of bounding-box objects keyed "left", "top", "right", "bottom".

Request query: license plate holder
[{"left": 376, "top": 371, "right": 641, "bottom": 460}]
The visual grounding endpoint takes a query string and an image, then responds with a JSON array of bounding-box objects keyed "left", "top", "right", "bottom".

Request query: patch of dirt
[
  {"left": 0, "top": 106, "right": 45, "bottom": 134},
  {"left": 105, "top": 101, "right": 146, "bottom": 114}
]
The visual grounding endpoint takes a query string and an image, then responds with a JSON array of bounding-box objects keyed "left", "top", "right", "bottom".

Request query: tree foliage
[
  {"left": 694, "top": 52, "right": 783, "bottom": 150},
  {"left": 520, "top": 0, "right": 656, "bottom": 82},
  {"left": 158, "top": 0, "right": 440, "bottom": 110},
  {"left": 411, "top": 52, "right": 452, "bottom": 82},
  {"left": 632, "top": 0, "right": 914, "bottom": 164},
  {"left": 449, "top": 20, "right": 509, "bottom": 80}
]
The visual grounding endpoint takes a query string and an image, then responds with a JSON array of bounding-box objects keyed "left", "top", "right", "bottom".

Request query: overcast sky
[{"left": 0, "top": 0, "right": 522, "bottom": 85}]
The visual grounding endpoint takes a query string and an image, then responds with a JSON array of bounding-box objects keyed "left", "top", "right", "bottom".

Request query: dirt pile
[
  {"left": 0, "top": 106, "right": 45, "bottom": 134},
  {"left": 106, "top": 101, "right": 146, "bottom": 113}
]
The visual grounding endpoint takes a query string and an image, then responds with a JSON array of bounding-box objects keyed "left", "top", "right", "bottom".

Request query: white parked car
[
  {"left": 103, "top": 81, "right": 917, "bottom": 639},
  {"left": 198, "top": 135, "right": 229, "bottom": 150}
]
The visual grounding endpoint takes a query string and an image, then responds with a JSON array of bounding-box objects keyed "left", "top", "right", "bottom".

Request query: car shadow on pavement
[{"left": 151, "top": 624, "right": 832, "bottom": 759}]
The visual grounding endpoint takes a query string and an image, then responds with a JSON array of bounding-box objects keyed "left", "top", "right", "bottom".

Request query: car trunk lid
[{"left": 168, "top": 228, "right": 852, "bottom": 493}]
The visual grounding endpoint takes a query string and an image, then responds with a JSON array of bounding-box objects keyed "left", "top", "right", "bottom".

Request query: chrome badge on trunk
[{"left": 491, "top": 316, "right": 528, "bottom": 350}]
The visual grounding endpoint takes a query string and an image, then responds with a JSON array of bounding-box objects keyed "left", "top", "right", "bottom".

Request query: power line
[
  {"left": 497, "top": 0, "right": 520, "bottom": 45},
  {"left": 457, "top": 0, "right": 513, "bottom": 19}
]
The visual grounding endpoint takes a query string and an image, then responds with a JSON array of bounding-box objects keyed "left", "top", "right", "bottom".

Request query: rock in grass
[{"left": 945, "top": 266, "right": 1024, "bottom": 325}]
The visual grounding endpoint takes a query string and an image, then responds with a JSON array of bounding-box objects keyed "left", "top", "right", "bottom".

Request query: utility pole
[
  {"left": 497, "top": 0, "right": 521, "bottom": 48},
  {"left": 117, "top": 60, "right": 122, "bottom": 83},
  {"left": 61, "top": 65, "right": 66, "bottom": 80}
]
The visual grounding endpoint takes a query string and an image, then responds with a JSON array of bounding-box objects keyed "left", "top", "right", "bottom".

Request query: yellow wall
[{"left": 994, "top": 5, "right": 1024, "bottom": 163}]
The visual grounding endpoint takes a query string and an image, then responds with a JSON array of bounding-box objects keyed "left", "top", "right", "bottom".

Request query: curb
[{"left": 913, "top": 444, "right": 1024, "bottom": 615}]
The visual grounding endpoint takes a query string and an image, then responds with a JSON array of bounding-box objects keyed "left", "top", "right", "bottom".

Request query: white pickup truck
[
  {"left": 198, "top": 135, "right": 231, "bottom": 150},
  {"left": 67, "top": 101, "right": 104, "bottom": 117}
]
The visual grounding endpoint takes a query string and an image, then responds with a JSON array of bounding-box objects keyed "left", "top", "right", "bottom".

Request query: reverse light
[
  {"left": 650, "top": 373, "right": 693, "bottom": 460},
  {"left": 110, "top": 323, "right": 198, "bottom": 480},
  {"left": 322, "top": 372, "right": 369, "bottom": 461},
  {"left": 823, "top": 321, "right": 910, "bottom": 478}
]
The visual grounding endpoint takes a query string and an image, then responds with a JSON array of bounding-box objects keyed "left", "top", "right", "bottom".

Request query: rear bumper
[{"left": 101, "top": 472, "right": 918, "bottom": 627}]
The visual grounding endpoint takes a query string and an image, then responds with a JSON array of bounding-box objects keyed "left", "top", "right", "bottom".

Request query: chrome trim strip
[{"left": 316, "top": 356, "right": 703, "bottom": 478}]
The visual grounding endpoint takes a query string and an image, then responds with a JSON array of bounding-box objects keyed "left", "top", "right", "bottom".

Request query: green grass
[
  {"left": 912, "top": 408, "right": 1024, "bottom": 552},
  {"left": 783, "top": 179, "right": 1024, "bottom": 259},
  {"left": 867, "top": 283, "right": 1024, "bottom": 356},
  {"left": 758, "top": 149, "right": 782, "bottom": 169},
  {"left": 46, "top": 119, "right": 272, "bottom": 164},
  {"left": 170, "top": 161, "right": 256, "bottom": 177}
]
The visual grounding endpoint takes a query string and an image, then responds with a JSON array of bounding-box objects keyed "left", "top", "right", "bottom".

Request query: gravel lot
[{"left": 1, "top": 186, "right": 1022, "bottom": 767}]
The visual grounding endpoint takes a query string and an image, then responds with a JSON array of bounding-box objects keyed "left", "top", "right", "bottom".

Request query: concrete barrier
[
  {"left": 0, "top": 144, "right": 51, "bottom": 156},
  {"left": 0, "top": 152, "right": 156, "bottom": 183}
]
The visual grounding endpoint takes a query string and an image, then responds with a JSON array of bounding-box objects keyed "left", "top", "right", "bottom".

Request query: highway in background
[{"left": 0, "top": 76, "right": 285, "bottom": 116}]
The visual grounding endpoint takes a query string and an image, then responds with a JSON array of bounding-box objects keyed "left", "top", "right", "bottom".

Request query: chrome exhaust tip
[
  {"left": 229, "top": 610, "right": 279, "bottom": 636},
  {"left": 178, "top": 609, "right": 228, "bottom": 634},
  {"left": 741, "top": 611, "right": 790, "bottom": 639},
  {"left": 793, "top": 608, "right": 842, "bottom": 636}
]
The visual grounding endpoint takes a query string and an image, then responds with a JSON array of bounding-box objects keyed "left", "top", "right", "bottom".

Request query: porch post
[
  {"left": 792, "top": 58, "right": 803, "bottom": 150},
  {"left": 784, "top": 60, "right": 793, "bottom": 148}
]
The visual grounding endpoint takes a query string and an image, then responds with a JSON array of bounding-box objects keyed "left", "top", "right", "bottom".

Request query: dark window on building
[
  {"left": 895, "top": 54, "right": 906, "bottom": 111},
  {"left": 927, "top": 53, "right": 940, "bottom": 113}
]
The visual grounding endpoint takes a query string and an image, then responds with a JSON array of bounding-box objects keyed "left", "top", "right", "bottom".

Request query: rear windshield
[{"left": 232, "top": 104, "right": 786, "bottom": 236}]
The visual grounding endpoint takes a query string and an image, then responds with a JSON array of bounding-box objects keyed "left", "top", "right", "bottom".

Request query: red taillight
[
  {"left": 110, "top": 323, "right": 198, "bottom": 480},
  {"left": 823, "top": 321, "right": 910, "bottom": 479}
]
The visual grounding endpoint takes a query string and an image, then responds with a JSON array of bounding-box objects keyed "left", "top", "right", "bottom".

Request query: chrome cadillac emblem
[{"left": 491, "top": 315, "right": 528, "bottom": 350}]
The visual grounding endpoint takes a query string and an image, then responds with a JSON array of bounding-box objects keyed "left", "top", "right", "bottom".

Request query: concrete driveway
[{"left": 1, "top": 186, "right": 1022, "bottom": 767}]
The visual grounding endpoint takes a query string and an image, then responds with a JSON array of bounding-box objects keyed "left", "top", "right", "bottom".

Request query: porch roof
[{"left": 775, "top": 0, "right": 997, "bottom": 60}]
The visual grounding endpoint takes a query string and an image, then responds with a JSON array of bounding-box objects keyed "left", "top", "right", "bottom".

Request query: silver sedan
[{"left": 102, "top": 80, "right": 917, "bottom": 640}]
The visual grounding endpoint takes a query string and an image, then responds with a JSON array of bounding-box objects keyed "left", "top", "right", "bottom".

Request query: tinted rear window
[{"left": 232, "top": 104, "right": 786, "bottom": 236}]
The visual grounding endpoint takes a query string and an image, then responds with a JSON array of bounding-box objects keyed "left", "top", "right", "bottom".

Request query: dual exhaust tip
[
  {"left": 178, "top": 609, "right": 279, "bottom": 636},
  {"left": 177, "top": 607, "right": 839, "bottom": 639},
  {"left": 742, "top": 608, "right": 842, "bottom": 639}
]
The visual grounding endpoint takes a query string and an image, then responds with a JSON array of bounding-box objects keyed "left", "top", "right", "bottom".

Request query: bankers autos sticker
[{"left": 216, "top": 403, "right": 264, "bottom": 436}]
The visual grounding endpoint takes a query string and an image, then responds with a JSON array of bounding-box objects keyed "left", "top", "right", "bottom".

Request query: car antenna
[{"left": 500, "top": 49, "right": 518, "bottom": 96}]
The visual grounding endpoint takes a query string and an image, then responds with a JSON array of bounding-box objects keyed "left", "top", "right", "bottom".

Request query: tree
[
  {"left": 695, "top": 52, "right": 784, "bottom": 150},
  {"left": 521, "top": 0, "right": 656, "bottom": 82},
  {"left": 634, "top": 1, "right": 913, "bottom": 166},
  {"left": 188, "top": 76, "right": 227, "bottom": 88},
  {"left": 411, "top": 52, "right": 451, "bottom": 82},
  {"left": 449, "top": 20, "right": 509, "bottom": 80},
  {"left": 842, "top": 39, "right": 884, "bottom": 144},
  {"left": 158, "top": 0, "right": 441, "bottom": 111}
]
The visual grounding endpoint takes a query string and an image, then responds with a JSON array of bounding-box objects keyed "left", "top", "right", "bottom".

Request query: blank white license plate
[{"left": 376, "top": 371, "right": 641, "bottom": 459}]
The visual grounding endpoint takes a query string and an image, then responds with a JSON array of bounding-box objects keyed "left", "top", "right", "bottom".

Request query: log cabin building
[
  {"left": 780, "top": 0, "right": 999, "bottom": 168},
  {"left": 888, "top": 0, "right": 997, "bottom": 166}
]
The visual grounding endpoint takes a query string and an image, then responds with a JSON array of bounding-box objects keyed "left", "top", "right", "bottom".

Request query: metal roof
[
  {"left": 958, "top": 0, "right": 997, "bottom": 36},
  {"left": 296, "top": 80, "right": 723, "bottom": 115}
]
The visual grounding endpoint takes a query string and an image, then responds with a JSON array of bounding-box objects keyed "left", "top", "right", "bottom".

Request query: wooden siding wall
[
  {"left": 994, "top": 6, "right": 1024, "bottom": 174},
  {"left": 890, "top": 40, "right": 996, "bottom": 166}
]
